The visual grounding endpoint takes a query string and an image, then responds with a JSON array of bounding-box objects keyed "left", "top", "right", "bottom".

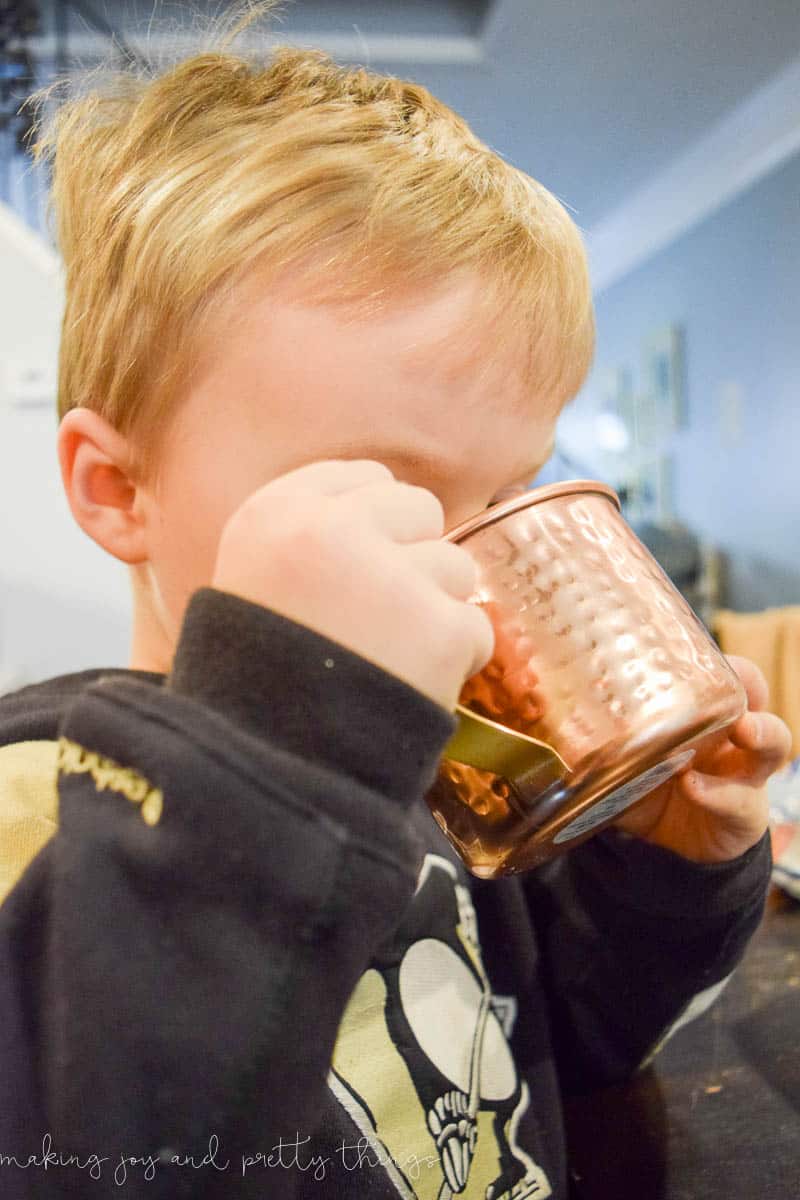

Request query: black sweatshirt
[{"left": 0, "top": 587, "right": 771, "bottom": 1199}]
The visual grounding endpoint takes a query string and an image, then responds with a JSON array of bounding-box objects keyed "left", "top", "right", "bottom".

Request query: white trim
[
  {"left": 414, "top": 853, "right": 458, "bottom": 895},
  {"left": 507, "top": 1083, "right": 553, "bottom": 1199},
  {"left": 30, "top": 31, "right": 484, "bottom": 66},
  {"left": 637, "top": 973, "right": 733, "bottom": 1070},
  {"left": 0, "top": 200, "right": 61, "bottom": 277},
  {"left": 326, "top": 1070, "right": 418, "bottom": 1199},
  {"left": 587, "top": 54, "right": 800, "bottom": 294}
]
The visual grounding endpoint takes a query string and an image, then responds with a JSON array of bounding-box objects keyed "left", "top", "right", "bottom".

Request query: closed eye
[{"left": 487, "top": 482, "right": 531, "bottom": 507}]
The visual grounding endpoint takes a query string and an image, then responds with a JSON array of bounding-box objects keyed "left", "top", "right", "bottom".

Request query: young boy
[{"left": 0, "top": 8, "right": 791, "bottom": 1198}]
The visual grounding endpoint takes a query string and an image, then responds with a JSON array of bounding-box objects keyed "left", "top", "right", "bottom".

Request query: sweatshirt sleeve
[
  {"left": 0, "top": 587, "right": 456, "bottom": 1198},
  {"left": 522, "top": 823, "right": 772, "bottom": 1095}
]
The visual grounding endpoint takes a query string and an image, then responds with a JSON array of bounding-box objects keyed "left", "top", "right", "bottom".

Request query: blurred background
[{"left": 1, "top": 1, "right": 799, "bottom": 733}]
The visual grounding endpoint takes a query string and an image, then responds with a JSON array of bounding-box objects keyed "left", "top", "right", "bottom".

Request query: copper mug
[{"left": 426, "top": 481, "right": 746, "bottom": 878}]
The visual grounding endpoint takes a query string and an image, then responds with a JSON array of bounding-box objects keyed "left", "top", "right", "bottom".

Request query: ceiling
[{"left": 19, "top": 0, "right": 800, "bottom": 248}]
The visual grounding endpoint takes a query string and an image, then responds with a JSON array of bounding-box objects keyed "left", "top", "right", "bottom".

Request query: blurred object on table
[
  {"left": 768, "top": 757, "right": 800, "bottom": 899},
  {"left": 714, "top": 606, "right": 800, "bottom": 757}
]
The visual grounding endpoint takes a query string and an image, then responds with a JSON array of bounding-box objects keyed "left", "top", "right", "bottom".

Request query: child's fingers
[
  {"left": 727, "top": 710, "right": 792, "bottom": 784},
  {"left": 338, "top": 479, "right": 446, "bottom": 543},
  {"left": 403, "top": 540, "right": 480, "bottom": 600},
  {"left": 676, "top": 711, "right": 790, "bottom": 803},
  {"left": 679, "top": 770, "right": 767, "bottom": 825},
  {"left": 724, "top": 654, "right": 770, "bottom": 712}
]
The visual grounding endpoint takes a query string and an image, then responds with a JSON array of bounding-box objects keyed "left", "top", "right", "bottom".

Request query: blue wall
[{"left": 588, "top": 151, "right": 800, "bottom": 610}]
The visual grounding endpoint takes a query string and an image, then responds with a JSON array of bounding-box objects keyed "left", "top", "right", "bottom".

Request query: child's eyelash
[{"left": 488, "top": 483, "right": 530, "bottom": 507}]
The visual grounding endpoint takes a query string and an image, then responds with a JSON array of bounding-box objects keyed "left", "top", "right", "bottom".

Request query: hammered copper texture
[
  {"left": 458, "top": 494, "right": 736, "bottom": 763},
  {"left": 427, "top": 486, "right": 746, "bottom": 877}
]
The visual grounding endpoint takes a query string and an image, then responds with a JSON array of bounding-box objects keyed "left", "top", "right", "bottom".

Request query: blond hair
[{"left": 28, "top": 1, "right": 594, "bottom": 487}]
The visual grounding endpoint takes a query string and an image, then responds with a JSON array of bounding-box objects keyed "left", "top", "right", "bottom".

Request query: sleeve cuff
[
  {"left": 570, "top": 826, "right": 773, "bottom": 922},
  {"left": 165, "top": 587, "right": 457, "bottom": 808}
]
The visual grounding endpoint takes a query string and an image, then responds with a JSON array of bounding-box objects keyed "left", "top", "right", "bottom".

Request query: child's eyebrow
[
  {"left": 322, "top": 443, "right": 457, "bottom": 479},
  {"left": 323, "top": 443, "right": 542, "bottom": 486}
]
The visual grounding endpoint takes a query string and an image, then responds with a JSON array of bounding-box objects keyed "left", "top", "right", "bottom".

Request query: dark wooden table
[{"left": 565, "top": 887, "right": 800, "bottom": 1199}]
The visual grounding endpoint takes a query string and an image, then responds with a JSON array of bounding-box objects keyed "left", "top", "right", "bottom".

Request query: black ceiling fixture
[
  {"left": 0, "top": 0, "right": 40, "bottom": 153},
  {"left": 1, "top": 0, "right": 147, "bottom": 157}
]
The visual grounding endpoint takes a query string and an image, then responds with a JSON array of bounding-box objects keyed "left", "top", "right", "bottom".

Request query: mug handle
[{"left": 445, "top": 706, "right": 568, "bottom": 786}]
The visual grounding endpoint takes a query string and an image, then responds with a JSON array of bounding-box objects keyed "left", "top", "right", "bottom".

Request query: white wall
[
  {"left": 587, "top": 153, "right": 800, "bottom": 611},
  {"left": 0, "top": 201, "right": 130, "bottom": 691}
]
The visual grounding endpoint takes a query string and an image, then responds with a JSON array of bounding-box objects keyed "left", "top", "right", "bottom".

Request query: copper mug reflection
[{"left": 427, "top": 481, "right": 746, "bottom": 878}]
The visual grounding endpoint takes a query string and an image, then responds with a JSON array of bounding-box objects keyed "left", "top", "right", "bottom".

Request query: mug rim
[{"left": 445, "top": 479, "right": 621, "bottom": 543}]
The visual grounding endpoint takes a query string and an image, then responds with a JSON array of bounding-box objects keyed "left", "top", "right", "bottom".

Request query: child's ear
[{"left": 57, "top": 406, "right": 150, "bottom": 565}]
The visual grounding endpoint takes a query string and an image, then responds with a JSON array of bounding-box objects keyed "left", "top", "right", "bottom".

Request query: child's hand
[
  {"left": 211, "top": 459, "right": 494, "bottom": 712},
  {"left": 613, "top": 655, "right": 793, "bottom": 863}
]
